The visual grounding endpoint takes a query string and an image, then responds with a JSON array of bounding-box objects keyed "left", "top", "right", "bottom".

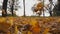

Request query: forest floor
[{"left": 0, "top": 16, "right": 60, "bottom": 34}]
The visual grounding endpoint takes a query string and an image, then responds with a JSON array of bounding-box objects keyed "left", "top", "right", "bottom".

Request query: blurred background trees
[
  {"left": 31, "top": 0, "right": 60, "bottom": 17},
  {"left": 7, "top": 0, "right": 20, "bottom": 16},
  {"left": 32, "top": 0, "right": 54, "bottom": 16},
  {"left": 2, "top": 0, "right": 8, "bottom": 17},
  {"left": 53, "top": 0, "right": 60, "bottom": 16},
  {"left": 1, "top": 0, "right": 60, "bottom": 17},
  {"left": 1, "top": 0, "right": 20, "bottom": 17},
  {"left": 32, "top": 2, "right": 43, "bottom": 16}
]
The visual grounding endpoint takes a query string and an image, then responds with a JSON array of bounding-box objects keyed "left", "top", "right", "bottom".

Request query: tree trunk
[
  {"left": 11, "top": 3, "right": 14, "bottom": 16},
  {"left": 49, "top": 0, "right": 53, "bottom": 16},
  {"left": 2, "top": 0, "right": 8, "bottom": 17},
  {"left": 53, "top": 0, "right": 60, "bottom": 16},
  {"left": 49, "top": 11, "right": 52, "bottom": 16},
  {"left": 23, "top": 0, "right": 25, "bottom": 16},
  {"left": 11, "top": 0, "right": 14, "bottom": 16}
]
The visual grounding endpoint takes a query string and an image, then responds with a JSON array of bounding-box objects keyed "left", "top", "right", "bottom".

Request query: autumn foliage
[{"left": 0, "top": 17, "right": 60, "bottom": 34}]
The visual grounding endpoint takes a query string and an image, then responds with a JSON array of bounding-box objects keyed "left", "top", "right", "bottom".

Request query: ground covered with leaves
[{"left": 0, "top": 17, "right": 60, "bottom": 34}]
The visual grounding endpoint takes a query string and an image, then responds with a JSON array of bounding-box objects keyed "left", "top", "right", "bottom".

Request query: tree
[
  {"left": 11, "top": 0, "right": 14, "bottom": 16},
  {"left": 32, "top": 2, "right": 44, "bottom": 16},
  {"left": 2, "top": 0, "right": 8, "bottom": 17},
  {"left": 0, "top": 5, "right": 2, "bottom": 10},
  {"left": 49, "top": 0, "right": 53, "bottom": 16},
  {"left": 56, "top": 0, "right": 60, "bottom": 16},
  {"left": 23, "top": 0, "right": 26, "bottom": 16},
  {"left": 53, "top": 0, "right": 60, "bottom": 16},
  {"left": 0, "top": 2, "right": 2, "bottom": 10},
  {"left": 7, "top": 0, "right": 20, "bottom": 16}
]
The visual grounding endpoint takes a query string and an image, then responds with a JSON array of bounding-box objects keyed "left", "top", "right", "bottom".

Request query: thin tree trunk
[
  {"left": 49, "top": 11, "right": 52, "bottom": 16},
  {"left": 11, "top": 3, "right": 14, "bottom": 16},
  {"left": 2, "top": 0, "right": 8, "bottom": 17},
  {"left": 43, "top": 0, "right": 45, "bottom": 17},
  {"left": 23, "top": 0, "right": 25, "bottom": 16},
  {"left": 11, "top": 0, "right": 14, "bottom": 16},
  {"left": 49, "top": 0, "right": 53, "bottom": 16}
]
